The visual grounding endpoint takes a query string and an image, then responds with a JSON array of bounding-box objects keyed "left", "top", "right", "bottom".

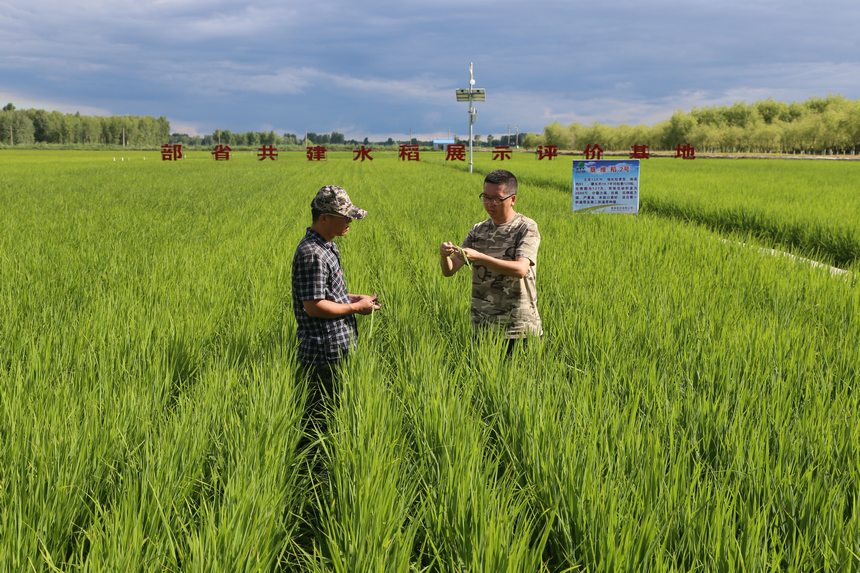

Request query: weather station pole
[
  {"left": 456, "top": 62, "right": 486, "bottom": 174},
  {"left": 467, "top": 63, "right": 477, "bottom": 174}
]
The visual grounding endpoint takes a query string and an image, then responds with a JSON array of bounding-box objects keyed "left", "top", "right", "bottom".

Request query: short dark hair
[
  {"left": 484, "top": 169, "right": 517, "bottom": 194},
  {"left": 312, "top": 207, "right": 324, "bottom": 222}
]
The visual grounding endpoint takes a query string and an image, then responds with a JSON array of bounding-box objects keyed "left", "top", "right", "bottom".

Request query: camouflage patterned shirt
[{"left": 462, "top": 213, "right": 542, "bottom": 338}]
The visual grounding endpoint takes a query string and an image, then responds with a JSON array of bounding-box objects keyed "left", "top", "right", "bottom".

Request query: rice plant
[{"left": 0, "top": 149, "right": 857, "bottom": 571}]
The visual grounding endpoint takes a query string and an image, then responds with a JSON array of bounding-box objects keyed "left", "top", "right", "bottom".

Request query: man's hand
[
  {"left": 441, "top": 242, "right": 478, "bottom": 263},
  {"left": 460, "top": 247, "right": 482, "bottom": 263},
  {"left": 440, "top": 241, "right": 468, "bottom": 277},
  {"left": 349, "top": 294, "right": 381, "bottom": 315}
]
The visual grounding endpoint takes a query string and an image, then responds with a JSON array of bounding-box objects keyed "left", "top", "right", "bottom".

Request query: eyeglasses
[{"left": 478, "top": 192, "right": 515, "bottom": 205}]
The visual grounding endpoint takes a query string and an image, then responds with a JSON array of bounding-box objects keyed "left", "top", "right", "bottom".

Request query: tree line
[
  {"left": 530, "top": 95, "right": 860, "bottom": 155},
  {"left": 5, "top": 95, "right": 859, "bottom": 154},
  {"left": 0, "top": 104, "right": 169, "bottom": 147},
  {"left": 169, "top": 130, "right": 299, "bottom": 148},
  {"left": 171, "top": 131, "right": 422, "bottom": 148},
  {"left": 169, "top": 130, "right": 397, "bottom": 148}
]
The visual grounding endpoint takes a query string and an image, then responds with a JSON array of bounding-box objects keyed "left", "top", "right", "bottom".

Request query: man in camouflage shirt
[{"left": 440, "top": 170, "right": 542, "bottom": 353}]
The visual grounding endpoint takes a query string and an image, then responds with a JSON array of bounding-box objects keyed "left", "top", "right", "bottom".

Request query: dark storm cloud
[{"left": 1, "top": 0, "right": 858, "bottom": 138}]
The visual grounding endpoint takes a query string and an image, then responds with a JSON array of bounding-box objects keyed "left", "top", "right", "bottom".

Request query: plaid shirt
[{"left": 291, "top": 228, "right": 357, "bottom": 365}]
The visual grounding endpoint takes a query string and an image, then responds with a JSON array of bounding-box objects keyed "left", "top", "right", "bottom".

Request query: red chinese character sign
[
  {"left": 161, "top": 144, "right": 183, "bottom": 161},
  {"left": 307, "top": 146, "right": 327, "bottom": 161},
  {"left": 212, "top": 144, "right": 231, "bottom": 161},
  {"left": 399, "top": 144, "right": 420, "bottom": 161},
  {"left": 537, "top": 145, "right": 558, "bottom": 160},
  {"left": 629, "top": 144, "right": 650, "bottom": 159},
  {"left": 353, "top": 146, "right": 373, "bottom": 161},
  {"left": 257, "top": 145, "right": 278, "bottom": 160},
  {"left": 492, "top": 146, "right": 512, "bottom": 161},
  {"left": 675, "top": 144, "right": 695, "bottom": 160},
  {"left": 445, "top": 144, "right": 466, "bottom": 161},
  {"left": 572, "top": 160, "right": 640, "bottom": 214},
  {"left": 584, "top": 144, "right": 603, "bottom": 160}
]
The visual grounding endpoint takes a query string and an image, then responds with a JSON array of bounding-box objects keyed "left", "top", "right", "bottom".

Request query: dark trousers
[
  {"left": 504, "top": 338, "right": 524, "bottom": 358},
  {"left": 298, "top": 360, "right": 340, "bottom": 438},
  {"left": 473, "top": 326, "right": 528, "bottom": 359}
]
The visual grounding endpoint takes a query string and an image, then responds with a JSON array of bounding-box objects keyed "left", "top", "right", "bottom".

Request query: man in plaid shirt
[{"left": 292, "top": 185, "right": 380, "bottom": 430}]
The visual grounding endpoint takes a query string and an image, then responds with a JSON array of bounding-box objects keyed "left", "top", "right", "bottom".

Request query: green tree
[
  {"left": 155, "top": 117, "right": 170, "bottom": 143},
  {"left": 689, "top": 123, "right": 722, "bottom": 153},
  {"left": 723, "top": 102, "right": 758, "bottom": 129},
  {"left": 0, "top": 109, "right": 34, "bottom": 145},
  {"left": 543, "top": 122, "right": 572, "bottom": 149},
  {"left": 748, "top": 123, "right": 781, "bottom": 153},
  {"left": 846, "top": 101, "right": 860, "bottom": 154},
  {"left": 579, "top": 123, "right": 610, "bottom": 151},
  {"left": 522, "top": 133, "right": 542, "bottom": 148},
  {"left": 691, "top": 106, "right": 727, "bottom": 127},
  {"left": 821, "top": 107, "right": 850, "bottom": 154},
  {"left": 780, "top": 102, "right": 805, "bottom": 123},
  {"left": 754, "top": 99, "right": 787, "bottom": 124},
  {"left": 28, "top": 109, "right": 50, "bottom": 141}
]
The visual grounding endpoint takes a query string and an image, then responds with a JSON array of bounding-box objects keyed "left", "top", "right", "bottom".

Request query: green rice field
[{"left": 1, "top": 150, "right": 858, "bottom": 571}]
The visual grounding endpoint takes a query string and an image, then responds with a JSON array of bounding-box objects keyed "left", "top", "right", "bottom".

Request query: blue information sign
[{"left": 572, "top": 159, "right": 640, "bottom": 214}]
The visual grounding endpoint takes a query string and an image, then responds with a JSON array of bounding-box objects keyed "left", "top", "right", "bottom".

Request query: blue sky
[{"left": 2, "top": 0, "right": 859, "bottom": 140}]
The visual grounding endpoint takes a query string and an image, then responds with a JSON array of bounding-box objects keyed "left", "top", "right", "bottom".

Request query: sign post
[{"left": 572, "top": 159, "right": 640, "bottom": 214}]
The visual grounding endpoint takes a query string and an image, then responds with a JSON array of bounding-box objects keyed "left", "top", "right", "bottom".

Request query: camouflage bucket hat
[{"left": 312, "top": 185, "right": 367, "bottom": 220}]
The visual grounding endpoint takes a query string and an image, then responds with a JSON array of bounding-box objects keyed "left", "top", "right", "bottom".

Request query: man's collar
[
  {"left": 306, "top": 227, "right": 327, "bottom": 243},
  {"left": 306, "top": 227, "right": 336, "bottom": 250},
  {"left": 489, "top": 212, "right": 520, "bottom": 227}
]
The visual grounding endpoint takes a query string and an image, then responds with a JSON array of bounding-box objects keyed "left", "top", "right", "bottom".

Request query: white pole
[
  {"left": 469, "top": 106, "right": 474, "bottom": 173},
  {"left": 468, "top": 62, "right": 475, "bottom": 173}
]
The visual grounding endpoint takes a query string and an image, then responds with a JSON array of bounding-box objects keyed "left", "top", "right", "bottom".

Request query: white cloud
[
  {"left": 245, "top": 68, "right": 323, "bottom": 95},
  {"left": 152, "top": 62, "right": 454, "bottom": 103},
  {"left": 166, "top": 119, "right": 206, "bottom": 135},
  {"left": 0, "top": 90, "right": 111, "bottom": 115},
  {"left": 181, "top": 5, "right": 300, "bottom": 40},
  {"left": 326, "top": 73, "right": 451, "bottom": 102}
]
